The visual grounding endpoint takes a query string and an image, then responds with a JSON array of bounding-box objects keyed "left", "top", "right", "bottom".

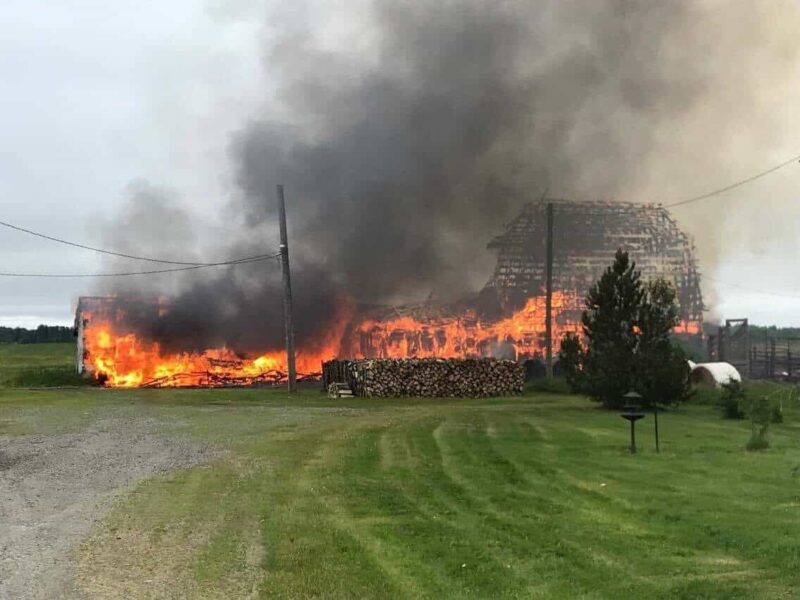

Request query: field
[
  {"left": 2, "top": 343, "right": 800, "bottom": 598},
  {"left": 0, "top": 341, "right": 82, "bottom": 386}
]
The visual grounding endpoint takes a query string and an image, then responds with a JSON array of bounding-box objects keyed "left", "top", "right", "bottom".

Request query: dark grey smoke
[
  {"left": 100, "top": 0, "right": 800, "bottom": 351},
  {"left": 232, "top": 1, "right": 700, "bottom": 303},
  {"left": 97, "top": 180, "right": 200, "bottom": 296}
]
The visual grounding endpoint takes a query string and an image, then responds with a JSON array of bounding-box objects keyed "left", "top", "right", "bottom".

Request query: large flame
[
  {"left": 343, "top": 293, "right": 584, "bottom": 360},
  {"left": 81, "top": 292, "right": 701, "bottom": 388},
  {"left": 83, "top": 323, "right": 330, "bottom": 388}
]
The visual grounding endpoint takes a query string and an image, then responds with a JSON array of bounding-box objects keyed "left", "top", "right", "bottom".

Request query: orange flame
[
  {"left": 83, "top": 324, "right": 335, "bottom": 388},
  {"left": 344, "top": 292, "right": 584, "bottom": 360},
  {"left": 81, "top": 292, "right": 699, "bottom": 387},
  {"left": 673, "top": 320, "right": 702, "bottom": 335}
]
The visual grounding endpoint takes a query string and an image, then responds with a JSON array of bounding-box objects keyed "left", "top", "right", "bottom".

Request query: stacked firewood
[{"left": 324, "top": 358, "right": 523, "bottom": 398}]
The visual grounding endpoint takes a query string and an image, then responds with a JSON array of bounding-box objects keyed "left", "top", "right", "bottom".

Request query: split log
[{"left": 323, "top": 358, "right": 523, "bottom": 398}]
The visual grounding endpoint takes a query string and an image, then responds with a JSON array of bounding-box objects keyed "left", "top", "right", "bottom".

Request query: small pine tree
[
  {"left": 745, "top": 396, "right": 772, "bottom": 451},
  {"left": 634, "top": 279, "right": 690, "bottom": 407},
  {"left": 562, "top": 249, "right": 690, "bottom": 409},
  {"left": 719, "top": 380, "right": 746, "bottom": 419},
  {"left": 579, "top": 250, "right": 643, "bottom": 407},
  {"left": 558, "top": 333, "right": 585, "bottom": 393}
]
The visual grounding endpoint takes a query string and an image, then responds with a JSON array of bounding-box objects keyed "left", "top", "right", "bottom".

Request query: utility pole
[
  {"left": 545, "top": 202, "right": 554, "bottom": 379},
  {"left": 276, "top": 184, "right": 297, "bottom": 392}
]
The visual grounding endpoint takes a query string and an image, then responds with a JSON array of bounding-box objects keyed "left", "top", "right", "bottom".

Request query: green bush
[
  {"left": 688, "top": 386, "right": 722, "bottom": 406},
  {"left": 746, "top": 432, "right": 770, "bottom": 451},
  {"left": 525, "top": 377, "right": 571, "bottom": 395},
  {"left": 719, "top": 380, "right": 746, "bottom": 419},
  {"left": 7, "top": 366, "right": 89, "bottom": 388},
  {"left": 745, "top": 396, "right": 772, "bottom": 451},
  {"left": 558, "top": 334, "right": 585, "bottom": 394}
]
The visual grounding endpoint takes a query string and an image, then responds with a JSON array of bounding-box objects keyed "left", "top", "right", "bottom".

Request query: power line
[
  {"left": 705, "top": 275, "right": 800, "bottom": 300},
  {"left": 666, "top": 153, "right": 800, "bottom": 208},
  {"left": 0, "top": 218, "right": 266, "bottom": 265},
  {"left": 0, "top": 252, "right": 280, "bottom": 278}
]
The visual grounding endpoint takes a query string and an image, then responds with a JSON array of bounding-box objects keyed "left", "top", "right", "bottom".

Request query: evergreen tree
[
  {"left": 634, "top": 279, "right": 690, "bottom": 408},
  {"left": 558, "top": 333, "right": 585, "bottom": 393},
  {"left": 560, "top": 249, "right": 690, "bottom": 408}
]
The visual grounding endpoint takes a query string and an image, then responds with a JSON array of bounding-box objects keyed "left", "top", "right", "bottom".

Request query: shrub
[
  {"left": 719, "top": 380, "right": 746, "bottom": 419},
  {"left": 558, "top": 334, "right": 585, "bottom": 394},
  {"left": 745, "top": 396, "right": 772, "bottom": 451},
  {"left": 7, "top": 366, "right": 88, "bottom": 388},
  {"left": 525, "top": 377, "right": 571, "bottom": 395},
  {"left": 688, "top": 386, "right": 722, "bottom": 406}
]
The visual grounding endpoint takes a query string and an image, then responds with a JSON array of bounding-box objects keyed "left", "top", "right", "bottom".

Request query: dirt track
[{"left": 0, "top": 410, "right": 210, "bottom": 600}]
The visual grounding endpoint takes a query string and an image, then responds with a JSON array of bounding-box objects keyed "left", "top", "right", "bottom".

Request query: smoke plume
[{"left": 100, "top": 0, "right": 800, "bottom": 350}]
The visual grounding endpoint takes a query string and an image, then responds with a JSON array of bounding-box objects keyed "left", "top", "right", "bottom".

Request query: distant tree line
[
  {"left": 743, "top": 325, "right": 800, "bottom": 340},
  {"left": 0, "top": 325, "right": 75, "bottom": 344},
  {"left": 703, "top": 323, "right": 800, "bottom": 339}
]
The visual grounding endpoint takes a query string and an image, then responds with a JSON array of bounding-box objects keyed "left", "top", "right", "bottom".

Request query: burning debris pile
[
  {"left": 338, "top": 292, "right": 583, "bottom": 362},
  {"left": 75, "top": 296, "right": 322, "bottom": 387},
  {"left": 325, "top": 358, "right": 524, "bottom": 398},
  {"left": 74, "top": 200, "right": 703, "bottom": 389}
]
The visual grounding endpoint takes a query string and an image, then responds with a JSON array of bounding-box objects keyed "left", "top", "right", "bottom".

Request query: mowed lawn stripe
[{"left": 3, "top": 388, "right": 799, "bottom": 598}]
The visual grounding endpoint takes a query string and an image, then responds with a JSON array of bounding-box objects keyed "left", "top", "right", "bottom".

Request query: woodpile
[{"left": 323, "top": 358, "right": 524, "bottom": 398}]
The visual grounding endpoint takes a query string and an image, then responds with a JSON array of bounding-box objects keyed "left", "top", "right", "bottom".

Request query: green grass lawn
[
  {"left": 0, "top": 342, "right": 80, "bottom": 386},
  {"left": 3, "top": 386, "right": 800, "bottom": 598}
]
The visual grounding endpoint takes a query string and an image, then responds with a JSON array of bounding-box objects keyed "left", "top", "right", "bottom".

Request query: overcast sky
[
  {"left": 1, "top": 1, "right": 800, "bottom": 328},
  {"left": 0, "top": 1, "right": 269, "bottom": 327}
]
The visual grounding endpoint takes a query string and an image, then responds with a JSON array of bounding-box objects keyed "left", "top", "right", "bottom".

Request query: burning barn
[
  {"left": 483, "top": 200, "right": 703, "bottom": 333},
  {"left": 74, "top": 296, "right": 164, "bottom": 378},
  {"left": 333, "top": 200, "right": 703, "bottom": 363},
  {"left": 74, "top": 295, "right": 311, "bottom": 388},
  {"left": 75, "top": 199, "right": 703, "bottom": 388}
]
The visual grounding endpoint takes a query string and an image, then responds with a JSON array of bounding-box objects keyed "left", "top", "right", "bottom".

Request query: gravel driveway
[{"left": 0, "top": 411, "right": 211, "bottom": 599}]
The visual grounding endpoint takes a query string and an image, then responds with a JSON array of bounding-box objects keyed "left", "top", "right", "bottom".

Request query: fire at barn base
[
  {"left": 74, "top": 200, "right": 704, "bottom": 389},
  {"left": 73, "top": 296, "right": 318, "bottom": 388}
]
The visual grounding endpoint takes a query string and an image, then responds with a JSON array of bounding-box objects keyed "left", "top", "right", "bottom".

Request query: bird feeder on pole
[{"left": 620, "top": 391, "right": 645, "bottom": 454}]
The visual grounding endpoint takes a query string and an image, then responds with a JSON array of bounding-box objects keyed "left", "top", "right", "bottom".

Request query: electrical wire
[
  {"left": 666, "top": 153, "right": 800, "bottom": 208},
  {"left": 704, "top": 275, "right": 800, "bottom": 300},
  {"left": 0, "top": 252, "right": 281, "bottom": 278},
  {"left": 0, "top": 218, "right": 269, "bottom": 266}
]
